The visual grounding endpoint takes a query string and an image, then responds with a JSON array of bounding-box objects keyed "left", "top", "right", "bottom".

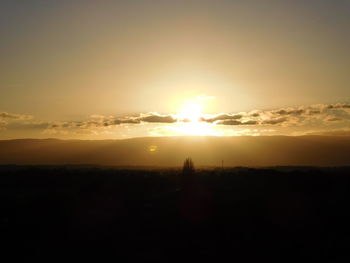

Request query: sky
[{"left": 1, "top": 0, "right": 350, "bottom": 139}]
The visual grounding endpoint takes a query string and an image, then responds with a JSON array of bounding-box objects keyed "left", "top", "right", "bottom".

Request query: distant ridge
[{"left": 0, "top": 136, "right": 350, "bottom": 166}]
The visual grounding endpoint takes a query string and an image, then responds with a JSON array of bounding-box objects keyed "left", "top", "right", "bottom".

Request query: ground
[{"left": 1, "top": 165, "right": 350, "bottom": 262}]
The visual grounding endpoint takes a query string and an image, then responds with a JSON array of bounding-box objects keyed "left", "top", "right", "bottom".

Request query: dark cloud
[
  {"left": 112, "top": 119, "right": 140, "bottom": 125},
  {"left": 49, "top": 122, "right": 74, "bottom": 129},
  {"left": 205, "top": 114, "right": 243, "bottom": 123},
  {"left": 217, "top": 120, "right": 241, "bottom": 125},
  {"left": 45, "top": 113, "right": 176, "bottom": 133},
  {"left": 243, "top": 120, "right": 259, "bottom": 125},
  {"left": 327, "top": 103, "right": 350, "bottom": 109},
  {"left": 48, "top": 117, "right": 142, "bottom": 130},
  {"left": 262, "top": 117, "right": 287, "bottom": 125},
  {"left": 139, "top": 113, "right": 176, "bottom": 123},
  {"left": 7, "top": 122, "right": 50, "bottom": 130},
  {"left": 217, "top": 120, "right": 258, "bottom": 126},
  {"left": 223, "top": 103, "right": 350, "bottom": 127},
  {"left": 0, "top": 112, "right": 33, "bottom": 120},
  {"left": 307, "top": 109, "right": 321, "bottom": 115},
  {"left": 327, "top": 117, "right": 342, "bottom": 122},
  {"left": 275, "top": 109, "right": 304, "bottom": 115}
]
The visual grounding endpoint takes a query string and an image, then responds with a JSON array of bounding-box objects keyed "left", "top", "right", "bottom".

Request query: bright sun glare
[
  {"left": 172, "top": 96, "right": 222, "bottom": 136},
  {"left": 178, "top": 102, "right": 203, "bottom": 122}
]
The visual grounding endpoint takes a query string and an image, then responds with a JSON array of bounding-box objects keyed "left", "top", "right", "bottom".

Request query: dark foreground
[{"left": 1, "top": 165, "right": 350, "bottom": 262}]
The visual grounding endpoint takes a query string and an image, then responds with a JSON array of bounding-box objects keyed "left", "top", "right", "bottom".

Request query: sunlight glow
[
  {"left": 175, "top": 122, "right": 218, "bottom": 136},
  {"left": 148, "top": 122, "right": 241, "bottom": 137},
  {"left": 171, "top": 96, "right": 219, "bottom": 136},
  {"left": 178, "top": 102, "right": 203, "bottom": 122},
  {"left": 176, "top": 96, "right": 214, "bottom": 122}
]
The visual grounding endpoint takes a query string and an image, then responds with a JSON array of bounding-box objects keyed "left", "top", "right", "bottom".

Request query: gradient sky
[{"left": 1, "top": 0, "right": 350, "bottom": 139}]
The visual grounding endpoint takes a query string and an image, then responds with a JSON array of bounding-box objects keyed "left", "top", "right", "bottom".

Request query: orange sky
[{"left": 1, "top": 0, "right": 349, "bottom": 139}]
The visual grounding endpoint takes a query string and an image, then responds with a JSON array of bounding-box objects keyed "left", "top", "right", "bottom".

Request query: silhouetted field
[{"left": 1, "top": 165, "right": 350, "bottom": 262}]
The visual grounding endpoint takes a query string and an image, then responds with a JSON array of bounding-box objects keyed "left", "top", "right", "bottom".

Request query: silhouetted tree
[
  {"left": 181, "top": 157, "right": 196, "bottom": 190},
  {"left": 180, "top": 158, "right": 210, "bottom": 222},
  {"left": 182, "top": 157, "right": 195, "bottom": 175}
]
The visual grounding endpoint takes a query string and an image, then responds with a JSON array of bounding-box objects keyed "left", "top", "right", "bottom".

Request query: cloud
[
  {"left": 0, "top": 121, "right": 7, "bottom": 130},
  {"left": 214, "top": 103, "right": 350, "bottom": 127},
  {"left": 243, "top": 120, "right": 259, "bottom": 125},
  {"left": 0, "top": 112, "right": 34, "bottom": 130},
  {"left": 217, "top": 119, "right": 258, "bottom": 125},
  {"left": 7, "top": 121, "right": 50, "bottom": 130},
  {"left": 112, "top": 118, "right": 141, "bottom": 125},
  {"left": 47, "top": 117, "right": 141, "bottom": 130},
  {"left": 0, "top": 112, "right": 33, "bottom": 120},
  {"left": 327, "top": 103, "right": 350, "bottom": 109},
  {"left": 261, "top": 117, "right": 288, "bottom": 125},
  {"left": 306, "top": 109, "right": 321, "bottom": 115},
  {"left": 326, "top": 117, "right": 342, "bottom": 122},
  {"left": 2, "top": 102, "right": 350, "bottom": 138},
  {"left": 42, "top": 112, "right": 178, "bottom": 136},
  {"left": 204, "top": 114, "right": 243, "bottom": 123},
  {"left": 275, "top": 109, "right": 305, "bottom": 115},
  {"left": 250, "top": 112, "right": 260, "bottom": 117},
  {"left": 139, "top": 113, "right": 177, "bottom": 123}
]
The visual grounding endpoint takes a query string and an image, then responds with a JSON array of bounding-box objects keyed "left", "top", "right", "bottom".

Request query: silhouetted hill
[{"left": 0, "top": 136, "right": 350, "bottom": 166}]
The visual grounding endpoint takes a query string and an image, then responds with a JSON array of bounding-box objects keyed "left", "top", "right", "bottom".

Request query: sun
[
  {"left": 179, "top": 102, "right": 202, "bottom": 122},
  {"left": 167, "top": 96, "right": 223, "bottom": 136}
]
